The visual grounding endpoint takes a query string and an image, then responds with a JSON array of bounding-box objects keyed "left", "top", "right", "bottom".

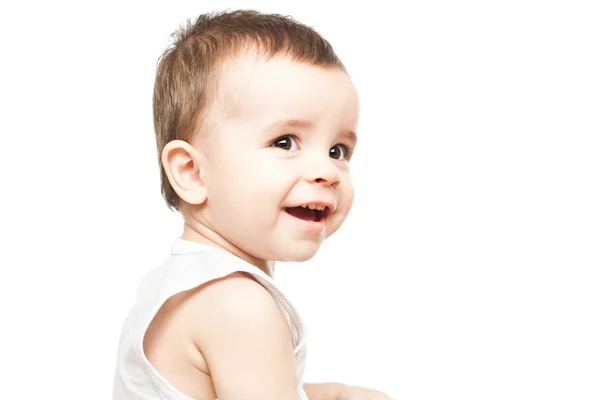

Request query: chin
[
  {"left": 286, "top": 252, "right": 317, "bottom": 263},
  {"left": 278, "top": 243, "right": 321, "bottom": 263}
]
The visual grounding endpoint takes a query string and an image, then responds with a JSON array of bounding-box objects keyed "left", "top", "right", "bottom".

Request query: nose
[{"left": 304, "top": 150, "right": 341, "bottom": 187}]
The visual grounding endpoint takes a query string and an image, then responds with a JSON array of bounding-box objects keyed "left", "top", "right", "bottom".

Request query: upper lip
[{"left": 285, "top": 201, "right": 335, "bottom": 215}]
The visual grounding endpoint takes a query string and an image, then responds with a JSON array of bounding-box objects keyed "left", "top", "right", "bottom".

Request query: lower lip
[{"left": 284, "top": 210, "right": 326, "bottom": 233}]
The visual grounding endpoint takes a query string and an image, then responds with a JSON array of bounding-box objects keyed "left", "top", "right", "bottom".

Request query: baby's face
[{"left": 198, "top": 53, "right": 359, "bottom": 262}]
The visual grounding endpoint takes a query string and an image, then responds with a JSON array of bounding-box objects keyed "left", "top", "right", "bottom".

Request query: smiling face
[{"left": 187, "top": 52, "right": 360, "bottom": 263}]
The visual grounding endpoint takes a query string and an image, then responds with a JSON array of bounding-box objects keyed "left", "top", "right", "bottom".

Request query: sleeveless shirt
[{"left": 113, "top": 238, "right": 309, "bottom": 400}]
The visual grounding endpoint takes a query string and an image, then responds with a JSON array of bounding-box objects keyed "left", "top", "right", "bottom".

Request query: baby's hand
[{"left": 337, "top": 384, "right": 393, "bottom": 400}]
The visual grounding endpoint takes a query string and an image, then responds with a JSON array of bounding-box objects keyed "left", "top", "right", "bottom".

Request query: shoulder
[
  {"left": 179, "top": 271, "right": 300, "bottom": 399},
  {"left": 180, "top": 271, "right": 290, "bottom": 341}
]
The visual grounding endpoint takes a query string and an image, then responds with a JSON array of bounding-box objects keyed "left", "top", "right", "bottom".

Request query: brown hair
[{"left": 153, "top": 9, "right": 346, "bottom": 212}]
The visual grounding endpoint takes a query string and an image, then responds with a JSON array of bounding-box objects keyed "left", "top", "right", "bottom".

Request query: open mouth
[{"left": 285, "top": 205, "right": 331, "bottom": 223}]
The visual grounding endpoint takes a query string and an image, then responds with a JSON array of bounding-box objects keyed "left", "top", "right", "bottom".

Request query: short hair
[{"left": 153, "top": 9, "right": 346, "bottom": 212}]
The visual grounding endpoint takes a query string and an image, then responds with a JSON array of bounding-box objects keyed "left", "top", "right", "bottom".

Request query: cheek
[
  {"left": 243, "top": 154, "right": 298, "bottom": 193},
  {"left": 206, "top": 155, "right": 293, "bottom": 212},
  {"left": 326, "top": 180, "right": 355, "bottom": 237},
  {"left": 341, "top": 174, "right": 355, "bottom": 211},
  {"left": 345, "top": 181, "right": 355, "bottom": 211}
]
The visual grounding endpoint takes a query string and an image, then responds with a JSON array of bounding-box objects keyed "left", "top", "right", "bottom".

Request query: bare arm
[
  {"left": 303, "top": 382, "right": 345, "bottom": 400},
  {"left": 185, "top": 272, "right": 302, "bottom": 400},
  {"left": 304, "top": 382, "right": 393, "bottom": 400}
]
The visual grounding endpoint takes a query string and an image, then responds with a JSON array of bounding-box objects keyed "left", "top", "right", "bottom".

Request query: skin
[
  {"left": 162, "top": 52, "right": 360, "bottom": 277},
  {"left": 156, "top": 51, "right": 391, "bottom": 399}
]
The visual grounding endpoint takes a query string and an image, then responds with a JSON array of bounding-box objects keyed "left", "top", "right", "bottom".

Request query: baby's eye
[
  {"left": 330, "top": 144, "right": 350, "bottom": 161},
  {"left": 271, "top": 135, "right": 299, "bottom": 151}
]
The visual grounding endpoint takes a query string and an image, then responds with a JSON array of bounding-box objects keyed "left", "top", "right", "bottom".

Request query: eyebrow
[{"left": 267, "top": 118, "right": 358, "bottom": 145}]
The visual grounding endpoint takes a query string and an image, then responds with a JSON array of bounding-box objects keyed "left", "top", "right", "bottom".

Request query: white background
[{"left": 0, "top": 1, "right": 599, "bottom": 399}]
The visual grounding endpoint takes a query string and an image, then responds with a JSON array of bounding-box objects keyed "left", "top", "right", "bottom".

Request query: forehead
[{"left": 213, "top": 53, "right": 359, "bottom": 130}]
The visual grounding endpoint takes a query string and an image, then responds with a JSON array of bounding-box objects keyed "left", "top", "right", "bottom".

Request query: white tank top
[{"left": 113, "top": 238, "right": 309, "bottom": 400}]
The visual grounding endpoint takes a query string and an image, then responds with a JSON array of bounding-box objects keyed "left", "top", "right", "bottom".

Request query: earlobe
[{"left": 161, "top": 140, "right": 208, "bottom": 205}]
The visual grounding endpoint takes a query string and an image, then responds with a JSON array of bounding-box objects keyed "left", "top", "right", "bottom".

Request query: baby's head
[{"left": 154, "top": 10, "right": 359, "bottom": 266}]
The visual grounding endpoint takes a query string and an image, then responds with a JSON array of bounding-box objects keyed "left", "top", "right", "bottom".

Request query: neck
[{"left": 180, "top": 218, "right": 276, "bottom": 278}]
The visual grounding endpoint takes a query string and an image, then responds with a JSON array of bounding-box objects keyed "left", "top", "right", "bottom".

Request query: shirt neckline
[{"left": 170, "top": 238, "right": 275, "bottom": 280}]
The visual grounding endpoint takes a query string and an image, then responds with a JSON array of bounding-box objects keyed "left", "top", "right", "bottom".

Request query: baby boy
[{"left": 113, "top": 9, "right": 391, "bottom": 400}]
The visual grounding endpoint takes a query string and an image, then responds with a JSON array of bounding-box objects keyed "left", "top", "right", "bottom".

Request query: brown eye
[
  {"left": 272, "top": 135, "right": 299, "bottom": 151},
  {"left": 329, "top": 144, "right": 347, "bottom": 160}
]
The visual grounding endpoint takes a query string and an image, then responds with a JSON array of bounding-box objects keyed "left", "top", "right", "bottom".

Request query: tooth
[
  {"left": 301, "top": 205, "right": 308, "bottom": 208},
  {"left": 308, "top": 204, "right": 317, "bottom": 210},
  {"left": 315, "top": 205, "right": 324, "bottom": 211}
]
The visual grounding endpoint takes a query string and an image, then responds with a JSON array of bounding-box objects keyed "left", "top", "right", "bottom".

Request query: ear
[{"left": 161, "top": 140, "right": 207, "bottom": 205}]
